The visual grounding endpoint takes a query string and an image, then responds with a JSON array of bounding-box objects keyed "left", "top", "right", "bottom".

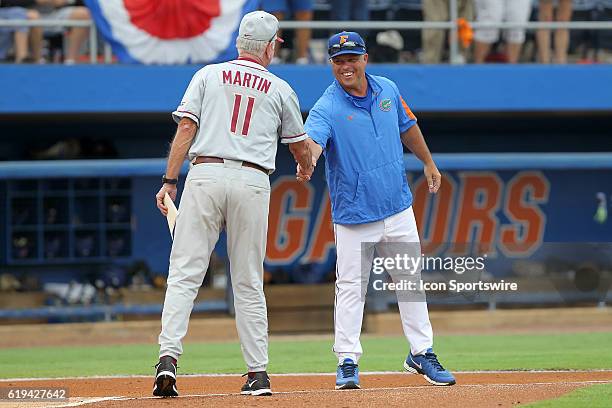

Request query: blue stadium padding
[
  {"left": 1, "top": 65, "right": 611, "bottom": 113},
  {"left": 1, "top": 153, "right": 611, "bottom": 179},
  {"left": 0, "top": 158, "right": 184, "bottom": 179},
  {"left": 0, "top": 300, "right": 227, "bottom": 320},
  {"left": 406, "top": 152, "right": 612, "bottom": 171}
]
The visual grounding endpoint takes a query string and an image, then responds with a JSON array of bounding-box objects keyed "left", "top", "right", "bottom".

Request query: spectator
[
  {"left": 36, "top": 0, "right": 90, "bottom": 64},
  {"left": 570, "top": 0, "right": 610, "bottom": 63},
  {"left": 262, "top": 0, "right": 313, "bottom": 64},
  {"left": 330, "top": 0, "right": 369, "bottom": 22},
  {"left": 0, "top": 6, "right": 28, "bottom": 62},
  {"left": 473, "top": 0, "right": 532, "bottom": 63},
  {"left": 422, "top": 0, "right": 474, "bottom": 63},
  {"left": 537, "top": 0, "right": 573, "bottom": 63},
  {"left": 0, "top": 1, "right": 43, "bottom": 63}
]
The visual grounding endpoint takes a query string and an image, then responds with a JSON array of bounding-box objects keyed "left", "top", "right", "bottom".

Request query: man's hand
[
  {"left": 156, "top": 117, "right": 195, "bottom": 215},
  {"left": 156, "top": 184, "right": 177, "bottom": 216},
  {"left": 401, "top": 124, "right": 440, "bottom": 193},
  {"left": 424, "top": 162, "right": 441, "bottom": 193},
  {"left": 289, "top": 139, "right": 314, "bottom": 181},
  {"left": 296, "top": 156, "right": 316, "bottom": 182}
]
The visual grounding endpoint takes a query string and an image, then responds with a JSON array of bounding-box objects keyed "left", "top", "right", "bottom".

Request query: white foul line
[
  {"left": 49, "top": 380, "right": 612, "bottom": 407},
  {"left": 38, "top": 397, "right": 124, "bottom": 407}
]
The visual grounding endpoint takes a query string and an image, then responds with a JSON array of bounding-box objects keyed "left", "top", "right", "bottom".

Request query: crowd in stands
[
  {"left": 282, "top": 0, "right": 612, "bottom": 63},
  {"left": 0, "top": 0, "right": 611, "bottom": 64},
  {"left": 0, "top": 0, "right": 89, "bottom": 64}
]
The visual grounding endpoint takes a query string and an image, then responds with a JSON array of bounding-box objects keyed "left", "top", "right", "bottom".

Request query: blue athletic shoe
[
  {"left": 335, "top": 358, "right": 360, "bottom": 389},
  {"left": 404, "top": 348, "right": 456, "bottom": 386}
]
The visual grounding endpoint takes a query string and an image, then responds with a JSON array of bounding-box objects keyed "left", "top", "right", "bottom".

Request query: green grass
[
  {"left": 1, "top": 332, "right": 611, "bottom": 379},
  {"left": 526, "top": 383, "right": 612, "bottom": 407}
]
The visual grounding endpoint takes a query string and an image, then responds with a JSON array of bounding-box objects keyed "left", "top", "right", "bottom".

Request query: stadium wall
[{"left": 1, "top": 65, "right": 612, "bottom": 113}]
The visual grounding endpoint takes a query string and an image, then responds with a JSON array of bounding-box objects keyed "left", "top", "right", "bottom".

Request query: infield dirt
[{"left": 1, "top": 371, "right": 611, "bottom": 408}]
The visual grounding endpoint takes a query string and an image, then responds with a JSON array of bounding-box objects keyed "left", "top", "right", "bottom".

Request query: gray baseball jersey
[{"left": 172, "top": 58, "right": 308, "bottom": 172}]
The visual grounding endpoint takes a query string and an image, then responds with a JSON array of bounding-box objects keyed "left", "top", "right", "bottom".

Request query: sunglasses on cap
[
  {"left": 328, "top": 41, "right": 366, "bottom": 56},
  {"left": 269, "top": 33, "right": 283, "bottom": 43}
]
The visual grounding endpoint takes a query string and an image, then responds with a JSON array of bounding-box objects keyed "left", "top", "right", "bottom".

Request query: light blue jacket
[{"left": 305, "top": 74, "right": 417, "bottom": 224}]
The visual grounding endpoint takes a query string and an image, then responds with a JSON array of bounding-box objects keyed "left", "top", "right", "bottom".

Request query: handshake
[
  {"left": 296, "top": 157, "right": 317, "bottom": 182},
  {"left": 291, "top": 138, "right": 319, "bottom": 183}
]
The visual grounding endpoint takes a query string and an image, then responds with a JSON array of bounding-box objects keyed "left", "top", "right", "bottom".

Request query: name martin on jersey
[{"left": 222, "top": 70, "right": 272, "bottom": 94}]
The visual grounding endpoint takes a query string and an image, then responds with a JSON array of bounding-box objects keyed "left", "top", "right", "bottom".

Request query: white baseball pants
[
  {"left": 333, "top": 206, "right": 434, "bottom": 364},
  {"left": 159, "top": 160, "right": 270, "bottom": 372}
]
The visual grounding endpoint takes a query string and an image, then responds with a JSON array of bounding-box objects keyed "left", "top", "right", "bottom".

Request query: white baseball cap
[{"left": 238, "top": 11, "right": 284, "bottom": 43}]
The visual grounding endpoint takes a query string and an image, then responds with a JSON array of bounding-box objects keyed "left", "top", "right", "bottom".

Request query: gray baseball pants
[{"left": 158, "top": 159, "right": 270, "bottom": 372}]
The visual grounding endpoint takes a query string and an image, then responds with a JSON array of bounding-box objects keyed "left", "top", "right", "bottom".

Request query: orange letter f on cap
[{"left": 339, "top": 35, "right": 349, "bottom": 44}]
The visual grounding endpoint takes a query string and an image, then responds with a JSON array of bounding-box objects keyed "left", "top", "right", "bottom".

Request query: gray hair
[{"left": 236, "top": 37, "right": 272, "bottom": 58}]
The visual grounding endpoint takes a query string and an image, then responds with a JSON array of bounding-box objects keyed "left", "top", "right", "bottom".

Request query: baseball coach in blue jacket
[{"left": 300, "top": 31, "right": 456, "bottom": 389}]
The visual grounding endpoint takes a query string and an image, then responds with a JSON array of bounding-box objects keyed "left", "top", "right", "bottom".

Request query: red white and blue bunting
[{"left": 84, "top": 0, "right": 259, "bottom": 64}]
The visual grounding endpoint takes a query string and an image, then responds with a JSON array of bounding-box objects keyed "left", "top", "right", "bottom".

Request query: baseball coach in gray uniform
[{"left": 153, "top": 11, "right": 313, "bottom": 397}]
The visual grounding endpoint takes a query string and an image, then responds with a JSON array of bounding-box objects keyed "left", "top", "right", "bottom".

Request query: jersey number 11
[{"left": 230, "top": 93, "right": 255, "bottom": 136}]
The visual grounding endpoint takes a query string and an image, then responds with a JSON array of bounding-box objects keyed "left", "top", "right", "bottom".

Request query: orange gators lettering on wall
[
  {"left": 264, "top": 171, "right": 550, "bottom": 265},
  {"left": 266, "top": 177, "right": 313, "bottom": 264},
  {"left": 413, "top": 171, "right": 549, "bottom": 257},
  {"left": 499, "top": 171, "right": 550, "bottom": 256},
  {"left": 450, "top": 172, "right": 503, "bottom": 255},
  {"left": 303, "top": 193, "right": 335, "bottom": 263},
  {"left": 411, "top": 173, "right": 457, "bottom": 255}
]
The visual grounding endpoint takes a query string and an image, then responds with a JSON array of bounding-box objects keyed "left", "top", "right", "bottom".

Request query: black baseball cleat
[
  {"left": 240, "top": 371, "right": 272, "bottom": 396},
  {"left": 153, "top": 355, "right": 178, "bottom": 397}
]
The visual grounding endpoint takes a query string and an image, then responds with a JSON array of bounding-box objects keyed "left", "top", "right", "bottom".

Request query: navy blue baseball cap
[{"left": 328, "top": 31, "right": 367, "bottom": 58}]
